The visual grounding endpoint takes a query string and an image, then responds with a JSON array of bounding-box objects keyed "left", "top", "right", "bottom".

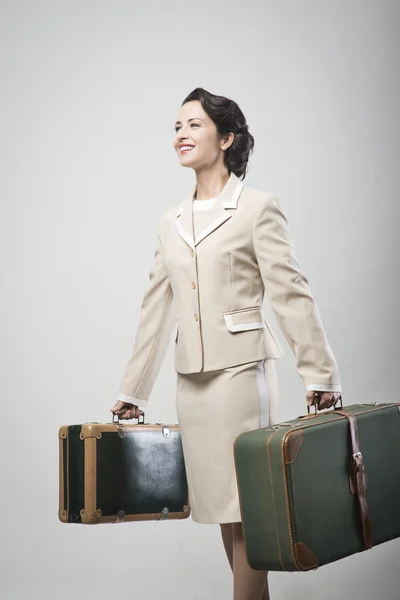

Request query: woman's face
[{"left": 173, "top": 100, "right": 231, "bottom": 171}]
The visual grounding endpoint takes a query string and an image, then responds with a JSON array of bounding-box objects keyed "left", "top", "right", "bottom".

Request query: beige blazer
[{"left": 118, "top": 172, "right": 341, "bottom": 408}]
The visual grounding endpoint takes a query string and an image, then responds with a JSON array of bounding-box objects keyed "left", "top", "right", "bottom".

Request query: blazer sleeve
[
  {"left": 253, "top": 194, "right": 341, "bottom": 392},
  {"left": 117, "top": 210, "right": 175, "bottom": 407}
]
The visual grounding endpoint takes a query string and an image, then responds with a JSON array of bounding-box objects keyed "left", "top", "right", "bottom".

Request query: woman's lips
[{"left": 179, "top": 146, "right": 195, "bottom": 154}]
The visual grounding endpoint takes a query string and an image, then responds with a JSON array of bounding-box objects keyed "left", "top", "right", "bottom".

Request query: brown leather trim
[
  {"left": 81, "top": 507, "right": 190, "bottom": 524},
  {"left": 122, "top": 424, "right": 181, "bottom": 431},
  {"left": 80, "top": 423, "right": 181, "bottom": 439},
  {"left": 66, "top": 432, "right": 70, "bottom": 516},
  {"left": 84, "top": 438, "right": 97, "bottom": 520},
  {"left": 59, "top": 437, "right": 66, "bottom": 522},
  {"left": 59, "top": 438, "right": 64, "bottom": 511},
  {"left": 334, "top": 410, "right": 372, "bottom": 550},
  {"left": 349, "top": 473, "right": 367, "bottom": 495},
  {"left": 80, "top": 424, "right": 102, "bottom": 440},
  {"left": 293, "top": 543, "right": 318, "bottom": 570},
  {"left": 81, "top": 511, "right": 191, "bottom": 524},
  {"left": 268, "top": 432, "right": 288, "bottom": 571},
  {"left": 80, "top": 508, "right": 102, "bottom": 524},
  {"left": 280, "top": 434, "right": 301, "bottom": 571},
  {"left": 284, "top": 430, "right": 304, "bottom": 464},
  {"left": 58, "top": 425, "right": 67, "bottom": 439},
  {"left": 300, "top": 404, "right": 394, "bottom": 421}
]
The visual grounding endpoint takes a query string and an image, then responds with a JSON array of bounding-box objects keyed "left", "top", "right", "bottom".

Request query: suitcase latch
[
  {"left": 270, "top": 423, "right": 296, "bottom": 431},
  {"left": 161, "top": 507, "right": 169, "bottom": 519},
  {"left": 114, "top": 510, "right": 125, "bottom": 523},
  {"left": 162, "top": 426, "right": 170, "bottom": 438}
]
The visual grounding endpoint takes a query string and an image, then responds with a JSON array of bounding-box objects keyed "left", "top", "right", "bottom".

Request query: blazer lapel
[{"left": 175, "top": 172, "right": 245, "bottom": 250}]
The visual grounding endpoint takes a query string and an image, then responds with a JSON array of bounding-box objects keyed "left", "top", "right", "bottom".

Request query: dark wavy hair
[{"left": 181, "top": 87, "right": 255, "bottom": 180}]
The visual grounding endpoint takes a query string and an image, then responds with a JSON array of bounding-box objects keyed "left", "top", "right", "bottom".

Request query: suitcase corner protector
[
  {"left": 284, "top": 429, "right": 305, "bottom": 464},
  {"left": 293, "top": 542, "right": 319, "bottom": 571},
  {"left": 58, "top": 426, "right": 68, "bottom": 439},
  {"left": 58, "top": 509, "right": 68, "bottom": 523},
  {"left": 80, "top": 508, "right": 102, "bottom": 524},
  {"left": 80, "top": 424, "right": 103, "bottom": 440}
]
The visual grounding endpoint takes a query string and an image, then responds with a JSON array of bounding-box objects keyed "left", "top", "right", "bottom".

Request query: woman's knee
[{"left": 232, "top": 522, "right": 244, "bottom": 537}]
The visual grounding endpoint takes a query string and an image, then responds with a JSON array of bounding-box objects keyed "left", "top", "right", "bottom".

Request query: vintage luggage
[
  {"left": 59, "top": 413, "right": 190, "bottom": 524},
  {"left": 234, "top": 400, "right": 400, "bottom": 571}
]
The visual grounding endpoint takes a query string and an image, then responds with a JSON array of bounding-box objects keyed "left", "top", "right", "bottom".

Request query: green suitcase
[{"left": 234, "top": 401, "right": 400, "bottom": 571}]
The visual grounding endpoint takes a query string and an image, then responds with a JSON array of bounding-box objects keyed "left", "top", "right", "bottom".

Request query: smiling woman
[
  {"left": 172, "top": 88, "right": 254, "bottom": 190},
  {"left": 111, "top": 87, "right": 341, "bottom": 600}
]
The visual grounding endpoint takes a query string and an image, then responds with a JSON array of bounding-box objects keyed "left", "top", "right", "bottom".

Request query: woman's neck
[{"left": 194, "top": 170, "right": 230, "bottom": 201}]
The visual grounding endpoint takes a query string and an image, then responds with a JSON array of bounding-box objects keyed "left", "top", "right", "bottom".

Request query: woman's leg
[
  {"left": 220, "top": 523, "right": 270, "bottom": 600},
  {"left": 220, "top": 523, "right": 234, "bottom": 570},
  {"left": 232, "top": 523, "right": 269, "bottom": 600}
]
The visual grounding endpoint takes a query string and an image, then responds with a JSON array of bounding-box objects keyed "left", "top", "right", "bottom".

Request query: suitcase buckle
[{"left": 352, "top": 451, "right": 364, "bottom": 471}]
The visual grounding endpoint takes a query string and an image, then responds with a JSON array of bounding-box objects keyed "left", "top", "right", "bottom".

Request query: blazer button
[
  {"left": 194, "top": 313, "right": 198, "bottom": 320},
  {"left": 192, "top": 282, "right": 196, "bottom": 289},
  {"left": 190, "top": 249, "right": 194, "bottom": 257}
]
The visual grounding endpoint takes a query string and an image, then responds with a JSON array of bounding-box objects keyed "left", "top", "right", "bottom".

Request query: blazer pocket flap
[{"left": 223, "top": 308, "right": 265, "bottom": 332}]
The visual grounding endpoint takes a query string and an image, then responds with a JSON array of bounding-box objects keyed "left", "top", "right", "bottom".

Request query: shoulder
[
  {"left": 153, "top": 204, "right": 180, "bottom": 231},
  {"left": 240, "top": 184, "right": 291, "bottom": 235},
  {"left": 162, "top": 202, "right": 182, "bottom": 220},
  {"left": 158, "top": 199, "right": 185, "bottom": 226},
  {"left": 240, "top": 183, "right": 281, "bottom": 217}
]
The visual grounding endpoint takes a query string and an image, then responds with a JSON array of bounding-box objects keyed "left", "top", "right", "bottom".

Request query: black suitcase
[{"left": 59, "top": 413, "right": 190, "bottom": 524}]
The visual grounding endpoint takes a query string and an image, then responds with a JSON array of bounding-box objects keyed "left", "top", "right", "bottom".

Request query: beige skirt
[{"left": 176, "top": 358, "right": 279, "bottom": 524}]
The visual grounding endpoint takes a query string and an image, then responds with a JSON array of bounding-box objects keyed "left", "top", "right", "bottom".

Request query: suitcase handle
[
  {"left": 112, "top": 411, "right": 145, "bottom": 424},
  {"left": 306, "top": 393, "right": 343, "bottom": 415}
]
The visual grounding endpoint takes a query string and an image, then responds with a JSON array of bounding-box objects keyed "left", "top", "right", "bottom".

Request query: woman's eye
[{"left": 175, "top": 123, "right": 200, "bottom": 132}]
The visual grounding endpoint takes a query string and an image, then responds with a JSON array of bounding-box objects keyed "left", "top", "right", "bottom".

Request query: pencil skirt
[{"left": 176, "top": 358, "right": 279, "bottom": 524}]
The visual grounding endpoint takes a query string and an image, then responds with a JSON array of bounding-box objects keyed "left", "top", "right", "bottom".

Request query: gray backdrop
[{"left": 1, "top": 1, "right": 399, "bottom": 599}]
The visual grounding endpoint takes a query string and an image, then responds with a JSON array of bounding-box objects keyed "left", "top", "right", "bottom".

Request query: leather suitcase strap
[{"left": 335, "top": 410, "right": 372, "bottom": 550}]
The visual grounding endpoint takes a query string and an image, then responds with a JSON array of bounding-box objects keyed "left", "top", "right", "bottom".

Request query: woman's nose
[{"left": 176, "top": 135, "right": 188, "bottom": 145}]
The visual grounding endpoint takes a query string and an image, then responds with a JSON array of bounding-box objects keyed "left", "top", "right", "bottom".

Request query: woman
[{"left": 110, "top": 87, "right": 341, "bottom": 600}]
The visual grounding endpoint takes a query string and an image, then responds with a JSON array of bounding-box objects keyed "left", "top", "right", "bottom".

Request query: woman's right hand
[{"left": 110, "top": 399, "right": 142, "bottom": 420}]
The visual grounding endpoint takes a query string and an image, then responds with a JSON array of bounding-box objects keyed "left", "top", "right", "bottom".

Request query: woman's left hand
[{"left": 306, "top": 390, "right": 341, "bottom": 411}]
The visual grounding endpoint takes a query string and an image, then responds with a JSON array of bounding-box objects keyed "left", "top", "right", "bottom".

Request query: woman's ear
[{"left": 221, "top": 132, "right": 235, "bottom": 151}]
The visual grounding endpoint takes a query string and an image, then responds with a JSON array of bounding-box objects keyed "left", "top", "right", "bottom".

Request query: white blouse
[{"left": 192, "top": 196, "right": 218, "bottom": 211}]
